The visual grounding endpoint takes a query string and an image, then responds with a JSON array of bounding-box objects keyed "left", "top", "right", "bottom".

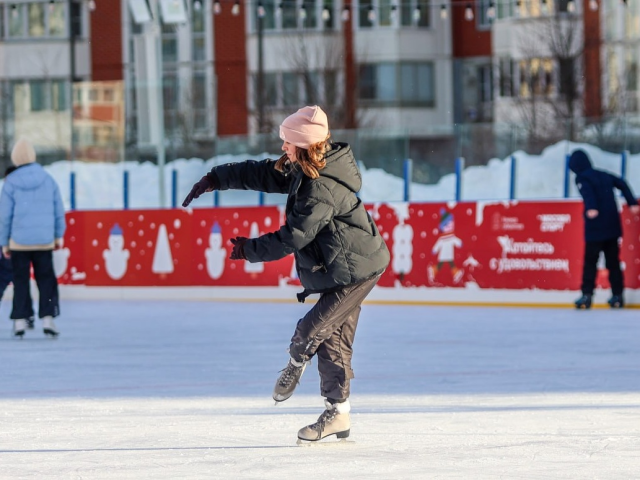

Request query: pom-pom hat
[{"left": 279, "top": 105, "right": 329, "bottom": 149}]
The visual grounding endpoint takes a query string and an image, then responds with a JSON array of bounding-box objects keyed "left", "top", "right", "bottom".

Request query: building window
[
  {"left": 401, "top": 0, "right": 429, "bottom": 27},
  {"left": 499, "top": 58, "right": 514, "bottom": 97},
  {"left": 357, "top": 0, "right": 429, "bottom": 28},
  {"left": 518, "top": 58, "right": 555, "bottom": 98},
  {"left": 301, "top": 0, "right": 317, "bottom": 28},
  {"left": 28, "top": 3, "right": 45, "bottom": 37},
  {"left": 478, "top": 64, "right": 493, "bottom": 102},
  {"left": 301, "top": 71, "right": 320, "bottom": 104},
  {"left": 359, "top": 62, "right": 435, "bottom": 106},
  {"left": 12, "top": 81, "right": 28, "bottom": 113},
  {"left": 477, "top": 0, "right": 493, "bottom": 27},
  {"left": 192, "top": 2, "right": 206, "bottom": 61},
  {"left": 627, "top": 57, "right": 638, "bottom": 92},
  {"left": 162, "top": 23, "right": 178, "bottom": 63},
  {"left": 282, "top": 72, "right": 299, "bottom": 106},
  {"left": 497, "top": 0, "right": 512, "bottom": 18},
  {"left": 322, "top": 0, "right": 334, "bottom": 29},
  {"left": 519, "top": 0, "right": 554, "bottom": 17},
  {"left": 253, "top": 73, "right": 279, "bottom": 107},
  {"left": 559, "top": 58, "right": 575, "bottom": 95},
  {"left": 254, "top": 0, "right": 334, "bottom": 31},
  {"left": 51, "top": 80, "right": 68, "bottom": 111},
  {"left": 281, "top": 0, "right": 297, "bottom": 29},
  {"left": 325, "top": 70, "right": 338, "bottom": 105},
  {"left": 359, "top": 0, "right": 374, "bottom": 27},
  {"left": 192, "top": 70, "right": 208, "bottom": 130},
  {"left": 49, "top": 2, "right": 65, "bottom": 36},
  {"left": 30, "top": 80, "right": 47, "bottom": 111},
  {"left": 9, "top": 4, "right": 26, "bottom": 37},
  {"left": 400, "top": 63, "right": 434, "bottom": 104}
]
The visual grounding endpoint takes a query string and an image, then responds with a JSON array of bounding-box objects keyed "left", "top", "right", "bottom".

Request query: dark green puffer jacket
[{"left": 210, "top": 142, "right": 390, "bottom": 299}]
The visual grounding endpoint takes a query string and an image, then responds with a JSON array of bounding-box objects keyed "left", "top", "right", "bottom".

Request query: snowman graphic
[
  {"left": 205, "top": 221, "right": 226, "bottom": 279},
  {"left": 53, "top": 243, "right": 71, "bottom": 278},
  {"left": 103, "top": 223, "right": 130, "bottom": 280},
  {"left": 429, "top": 209, "right": 463, "bottom": 284}
]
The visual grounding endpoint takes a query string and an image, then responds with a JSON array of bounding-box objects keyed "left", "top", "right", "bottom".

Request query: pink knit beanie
[
  {"left": 11, "top": 138, "right": 36, "bottom": 167},
  {"left": 279, "top": 106, "right": 329, "bottom": 149}
]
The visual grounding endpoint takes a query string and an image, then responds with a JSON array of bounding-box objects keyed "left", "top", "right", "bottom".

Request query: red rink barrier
[{"left": 53, "top": 201, "right": 640, "bottom": 294}]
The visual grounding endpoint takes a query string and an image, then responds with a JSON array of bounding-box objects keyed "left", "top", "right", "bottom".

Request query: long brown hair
[{"left": 276, "top": 134, "right": 331, "bottom": 179}]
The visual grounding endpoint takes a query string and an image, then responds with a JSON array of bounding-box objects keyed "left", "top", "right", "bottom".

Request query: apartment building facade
[{"left": 2, "top": 0, "right": 635, "bottom": 163}]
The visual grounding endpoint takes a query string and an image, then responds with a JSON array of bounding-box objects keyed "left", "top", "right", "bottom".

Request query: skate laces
[
  {"left": 278, "top": 361, "right": 303, "bottom": 388},
  {"left": 312, "top": 407, "right": 337, "bottom": 433}
]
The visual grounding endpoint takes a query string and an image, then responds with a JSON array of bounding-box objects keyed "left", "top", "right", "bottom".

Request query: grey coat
[{"left": 211, "top": 142, "right": 389, "bottom": 299}]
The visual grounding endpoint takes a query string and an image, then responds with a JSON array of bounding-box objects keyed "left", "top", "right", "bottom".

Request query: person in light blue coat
[{"left": 0, "top": 138, "right": 66, "bottom": 337}]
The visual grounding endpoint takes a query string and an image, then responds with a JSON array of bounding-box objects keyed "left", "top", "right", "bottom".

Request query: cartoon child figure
[
  {"left": 103, "top": 223, "right": 130, "bottom": 280},
  {"left": 429, "top": 209, "right": 463, "bottom": 284}
]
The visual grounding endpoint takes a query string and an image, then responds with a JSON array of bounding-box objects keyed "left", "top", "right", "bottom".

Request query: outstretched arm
[
  {"left": 612, "top": 174, "right": 639, "bottom": 208},
  {"left": 183, "top": 158, "right": 289, "bottom": 207},
  {"left": 213, "top": 159, "right": 289, "bottom": 194}
]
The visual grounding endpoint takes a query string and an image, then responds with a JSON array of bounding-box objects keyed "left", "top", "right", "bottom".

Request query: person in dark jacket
[
  {"left": 183, "top": 105, "right": 390, "bottom": 443},
  {"left": 569, "top": 149, "right": 639, "bottom": 309}
]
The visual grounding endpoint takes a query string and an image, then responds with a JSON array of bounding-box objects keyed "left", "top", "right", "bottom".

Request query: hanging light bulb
[
  {"left": 322, "top": 6, "right": 331, "bottom": 20},
  {"left": 257, "top": 1, "right": 266, "bottom": 17},
  {"left": 341, "top": 5, "right": 350, "bottom": 21},
  {"left": 621, "top": 0, "right": 628, "bottom": 5},
  {"left": 487, "top": 1, "right": 495, "bottom": 19},
  {"left": 567, "top": 0, "right": 575, "bottom": 11},
  {"left": 11, "top": 4, "right": 18, "bottom": 18},
  {"left": 412, "top": 6, "right": 421, "bottom": 22},
  {"left": 390, "top": 3, "right": 398, "bottom": 21},
  {"left": 464, "top": 3, "right": 474, "bottom": 20},
  {"left": 367, "top": 5, "right": 376, "bottom": 22},
  {"left": 541, "top": 0, "right": 548, "bottom": 12},
  {"left": 440, "top": 5, "right": 447, "bottom": 19},
  {"left": 193, "top": 0, "right": 202, "bottom": 11},
  {"left": 231, "top": 0, "right": 240, "bottom": 15},
  {"left": 213, "top": 0, "right": 222, "bottom": 13},
  {"left": 300, "top": 4, "right": 307, "bottom": 19},
  {"left": 589, "top": 0, "right": 598, "bottom": 10}
]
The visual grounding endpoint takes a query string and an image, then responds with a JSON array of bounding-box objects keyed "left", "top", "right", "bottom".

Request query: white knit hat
[{"left": 11, "top": 138, "right": 36, "bottom": 166}]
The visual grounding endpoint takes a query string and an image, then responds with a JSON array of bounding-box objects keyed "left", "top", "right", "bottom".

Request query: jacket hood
[
  {"left": 7, "top": 163, "right": 48, "bottom": 190},
  {"left": 569, "top": 149, "right": 592, "bottom": 174},
  {"left": 318, "top": 143, "right": 361, "bottom": 193}
]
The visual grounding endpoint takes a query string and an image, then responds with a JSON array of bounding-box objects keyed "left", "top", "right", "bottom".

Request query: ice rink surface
[{"left": 1, "top": 299, "right": 639, "bottom": 479}]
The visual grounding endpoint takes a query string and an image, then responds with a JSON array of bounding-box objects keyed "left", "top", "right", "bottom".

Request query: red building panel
[
  {"left": 214, "top": 6, "right": 249, "bottom": 135},
  {"left": 452, "top": 4, "right": 492, "bottom": 58},
  {"left": 90, "top": 0, "right": 124, "bottom": 81}
]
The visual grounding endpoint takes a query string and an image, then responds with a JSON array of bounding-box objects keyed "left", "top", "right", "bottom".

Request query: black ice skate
[
  {"left": 273, "top": 358, "right": 309, "bottom": 403},
  {"left": 26, "top": 316, "right": 35, "bottom": 330},
  {"left": 574, "top": 294, "right": 592, "bottom": 310},
  {"left": 608, "top": 295, "right": 624, "bottom": 309}
]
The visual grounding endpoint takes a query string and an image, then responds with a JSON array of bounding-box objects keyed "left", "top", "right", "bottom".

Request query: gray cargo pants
[{"left": 289, "top": 274, "right": 381, "bottom": 401}]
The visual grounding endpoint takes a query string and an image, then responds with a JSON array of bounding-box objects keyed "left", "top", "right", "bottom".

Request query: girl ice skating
[{"left": 183, "top": 105, "right": 389, "bottom": 443}]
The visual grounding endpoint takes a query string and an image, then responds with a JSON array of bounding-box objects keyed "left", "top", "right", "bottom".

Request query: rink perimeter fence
[{"left": 52, "top": 200, "right": 640, "bottom": 308}]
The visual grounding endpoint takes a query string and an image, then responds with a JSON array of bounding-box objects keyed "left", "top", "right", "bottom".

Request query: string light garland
[{"left": 198, "top": 0, "right": 608, "bottom": 22}]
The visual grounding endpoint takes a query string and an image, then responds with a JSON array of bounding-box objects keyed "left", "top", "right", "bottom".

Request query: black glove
[
  {"left": 229, "top": 237, "right": 248, "bottom": 260},
  {"left": 182, "top": 173, "right": 218, "bottom": 207}
]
